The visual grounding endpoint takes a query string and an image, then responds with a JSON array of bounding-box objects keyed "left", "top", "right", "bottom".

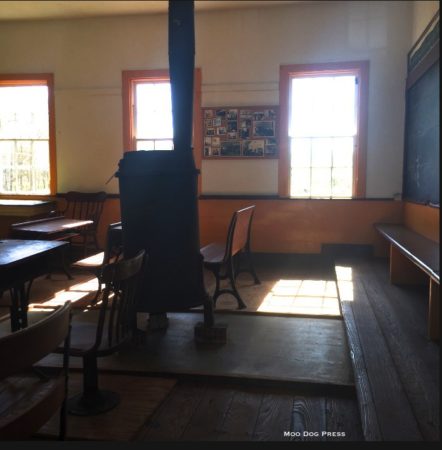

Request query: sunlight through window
[
  {"left": 335, "top": 266, "right": 354, "bottom": 302},
  {"left": 257, "top": 279, "right": 341, "bottom": 316},
  {"left": 0, "top": 85, "right": 51, "bottom": 194},
  {"left": 135, "top": 82, "right": 173, "bottom": 150},
  {"left": 28, "top": 278, "right": 99, "bottom": 309},
  {"left": 289, "top": 75, "right": 357, "bottom": 199}
]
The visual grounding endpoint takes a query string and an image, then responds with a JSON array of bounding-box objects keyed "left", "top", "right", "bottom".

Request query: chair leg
[
  {"left": 228, "top": 259, "right": 247, "bottom": 310},
  {"left": 211, "top": 267, "right": 221, "bottom": 306},
  {"left": 67, "top": 355, "right": 120, "bottom": 416},
  {"left": 245, "top": 246, "right": 260, "bottom": 285}
]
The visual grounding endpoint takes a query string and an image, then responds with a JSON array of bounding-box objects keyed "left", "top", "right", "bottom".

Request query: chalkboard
[{"left": 403, "top": 59, "right": 439, "bottom": 206}]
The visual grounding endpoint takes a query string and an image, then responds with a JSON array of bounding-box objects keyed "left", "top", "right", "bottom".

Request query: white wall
[{"left": 0, "top": 1, "right": 413, "bottom": 197}]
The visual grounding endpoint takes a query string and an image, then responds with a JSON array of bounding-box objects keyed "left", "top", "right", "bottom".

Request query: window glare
[
  {"left": 0, "top": 85, "right": 50, "bottom": 194},
  {"left": 135, "top": 82, "right": 173, "bottom": 143},
  {"left": 289, "top": 76, "right": 356, "bottom": 138},
  {"left": 289, "top": 74, "right": 356, "bottom": 199}
]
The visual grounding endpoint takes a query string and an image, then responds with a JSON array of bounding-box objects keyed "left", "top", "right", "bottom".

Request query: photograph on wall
[
  {"left": 220, "top": 141, "right": 241, "bottom": 156},
  {"left": 264, "top": 138, "right": 277, "bottom": 155},
  {"left": 243, "top": 139, "right": 265, "bottom": 157},
  {"left": 253, "top": 121, "right": 275, "bottom": 137},
  {"left": 202, "top": 106, "right": 279, "bottom": 158}
]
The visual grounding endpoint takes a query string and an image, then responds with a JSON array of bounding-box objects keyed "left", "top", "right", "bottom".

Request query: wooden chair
[
  {"left": 71, "top": 222, "right": 123, "bottom": 304},
  {"left": 0, "top": 302, "right": 72, "bottom": 440},
  {"left": 60, "top": 191, "right": 107, "bottom": 256},
  {"left": 200, "top": 205, "right": 260, "bottom": 309},
  {"left": 60, "top": 249, "right": 146, "bottom": 416}
]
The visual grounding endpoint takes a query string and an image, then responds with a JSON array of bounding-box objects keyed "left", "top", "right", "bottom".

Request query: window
[
  {"left": 122, "top": 69, "right": 202, "bottom": 152},
  {"left": 0, "top": 74, "right": 56, "bottom": 195},
  {"left": 279, "top": 62, "right": 368, "bottom": 199}
]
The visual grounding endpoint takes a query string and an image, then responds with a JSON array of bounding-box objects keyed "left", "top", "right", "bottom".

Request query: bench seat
[
  {"left": 375, "top": 223, "right": 439, "bottom": 282},
  {"left": 374, "top": 223, "right": 439, "bottom": 340}
]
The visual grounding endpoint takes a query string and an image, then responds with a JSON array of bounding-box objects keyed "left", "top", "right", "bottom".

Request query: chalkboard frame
[{"left": 403, "top": 12, "right": 440, "bottom": 208}]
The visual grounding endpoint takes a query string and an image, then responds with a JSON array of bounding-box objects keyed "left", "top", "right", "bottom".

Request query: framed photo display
[{"left": 202, "top": 106, "right": 279, "bottom": 158}]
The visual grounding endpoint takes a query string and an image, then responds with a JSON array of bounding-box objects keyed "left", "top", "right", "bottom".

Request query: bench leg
[
  {"left": 389, "top": 245, "right": 428, "bottom": 285},
  {"left": 429, "top": 279, "right": 439, "bottom": 341}
]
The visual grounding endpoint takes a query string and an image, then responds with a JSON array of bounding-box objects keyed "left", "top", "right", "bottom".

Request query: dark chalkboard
[{"left": 403, "top": 60, "right": 439, "bottom": 205}]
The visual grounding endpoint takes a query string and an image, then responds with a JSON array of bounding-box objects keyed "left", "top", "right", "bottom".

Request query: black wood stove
[{"left": 116, "top": 1, "right": 225, "bottom": 342}]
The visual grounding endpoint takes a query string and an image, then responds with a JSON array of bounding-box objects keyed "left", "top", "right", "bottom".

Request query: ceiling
[{"left": 0, "top": 1, "right": 304, "bottom": 22}]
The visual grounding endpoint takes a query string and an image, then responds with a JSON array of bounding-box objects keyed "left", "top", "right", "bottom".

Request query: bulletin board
[{"left": 202, "top": 106, "right": 279, "bottom": 158}]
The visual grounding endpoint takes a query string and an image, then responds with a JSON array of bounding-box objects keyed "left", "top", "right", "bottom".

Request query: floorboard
[
  {"left": 138, "top": 380, "right": 364, "bottom": 442},
  {"left": 335, "top": 257, "right": 439, "bottom": 442}
]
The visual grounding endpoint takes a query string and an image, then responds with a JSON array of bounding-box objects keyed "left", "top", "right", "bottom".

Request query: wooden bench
[{"left": 374, "top": 223, "right": 439, "bottom": 340}]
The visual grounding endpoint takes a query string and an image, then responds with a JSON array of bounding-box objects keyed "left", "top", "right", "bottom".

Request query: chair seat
[
  {"left": 200, "top": 242, "right": 226, "bottom": 265},
  {"left": 0, "top": 373, "right": 65, "bottom": 439},
  {"left": 72, "top": 251, "right": 105, "bottom": 269}
]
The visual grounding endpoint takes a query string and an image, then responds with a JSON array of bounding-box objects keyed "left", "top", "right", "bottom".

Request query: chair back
[
  {"left": 225, "top": 205, "right": 256, "bottom": 260},
  {"left": 63, "top": 191, "right": 107, "bottom": 229},
  {"left": 92, "top": 249, "right": 146, "bottom": 352},
  {"left": 102, "top": 222, "right": 123, "bottom": 266},
  {"left": 0, "top": 302, "right": 71, "bottom": 379}
]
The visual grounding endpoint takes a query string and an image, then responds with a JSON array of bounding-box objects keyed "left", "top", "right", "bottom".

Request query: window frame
[
  {"left": 278, "top": 61, "right": 369, "bottom": 199},
  {"left": 0, "top": 73, "right": 57, "bottom": 197},
  {"left": 122, "top": 68, "right": 202, "bottom": 154}
]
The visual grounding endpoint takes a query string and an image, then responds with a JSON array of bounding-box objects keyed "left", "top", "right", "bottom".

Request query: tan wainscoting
[
  {"left": 199, "top": 199, "right": 403, "bottom": 255},
  {"left": 403, "top": 201, "right": 440, "bottom": 243},
  {"left": 60, "top": 197, "right": 404, "bottom": 255}
]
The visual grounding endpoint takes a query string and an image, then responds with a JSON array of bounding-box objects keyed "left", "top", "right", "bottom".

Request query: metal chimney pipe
[{"left": 168, "top": 0, "right": 195, "bottom": 166}]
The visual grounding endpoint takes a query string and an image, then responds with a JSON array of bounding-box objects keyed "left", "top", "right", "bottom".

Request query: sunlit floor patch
[
  {"left": 257, "top": 279, "right": 341, "bottom": 316},
  {"left": 28, "top": 277, "right": 100, "bottom": 311}
]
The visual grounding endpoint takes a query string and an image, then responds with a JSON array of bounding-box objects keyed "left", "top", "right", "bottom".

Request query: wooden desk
[
  {"left": 0, "top": 239, "right": 68, "bottom": 331},
  {"left": 0, "top": 199, "right": 56, "bottom": 239},
  {"left": 10, "top": 216, "right": 93, "bottom": 240}
]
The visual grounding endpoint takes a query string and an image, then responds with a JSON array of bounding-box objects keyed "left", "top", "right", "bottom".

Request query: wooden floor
[
  {"left": 136, "top": 379, "right": 362, "bottom": 441},
  {"left": 2, "top": 255, "right": 438, "bottom": 441}
]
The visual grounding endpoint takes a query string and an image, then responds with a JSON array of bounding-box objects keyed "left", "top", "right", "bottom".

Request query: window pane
[
  {"left": 135, "top": 82, "right": 173, "bottom": 140},
  {"left": 0, "top": 140, "right": 49, "bottom": 194},
  {"left": 332, "top": 168, "right": 352, "bottom": 197},
  {"left": 288, "top": 71, "right": 358, "bottom": 199},
  {"left": 331, "top": 77, "right": 357, "bottom": 137},
  {"left": 155, "top": 140, "right": 174, "bottom": 150},
  {"left": 290, "top": 168, "right": 311, "bottom": 197},
  {"left": 290, "top": 75, "right": 356, "bottom": 138},
  {"left": 311, "top": 168, "right": 332, "bottom": 198},
  {"left": 0, "top": 85, "right": 50, "bottom": 195},
  {"left": 332, "top": 137, "right": 354, "bottom": 167},
  {"left": 290, "top": 138, "right": 311, "bottom": 168},
  {"left": 136, "top": 140, "right": 155, "bottom": 150},
  {"left": 311, "top": 138, "right": 332, "bottom": 167},
  {"left": 33, "top": 141, "right": 50, "bottom": 169},
  {"left": 0, "top": 86, "right": 49, "bottom": 139}
]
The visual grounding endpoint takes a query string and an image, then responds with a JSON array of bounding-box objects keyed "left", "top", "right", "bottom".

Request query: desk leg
[
  {"left": 389, "top": 245, "right": 428, "bottom": 285},
  {"left": 19, "top": 283, "right": 28, "bottom": 328},
  {"left": 429, "top": 279, "right": 439, "bottom": 341},
  {"left": 9, "top": 282, "right": 30, "bottom": 332},
  {"left": 46, "top": 246, "right": 74, "bottom": 280},
  {"left": 10, "top": 283, "right": 30, "bottom": 332},
  {"left": 9, "top": 287, "right": 20, "bottom": 332},
  {"left": 57, "top": 246, "right": 74, "bottom": 280}
]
